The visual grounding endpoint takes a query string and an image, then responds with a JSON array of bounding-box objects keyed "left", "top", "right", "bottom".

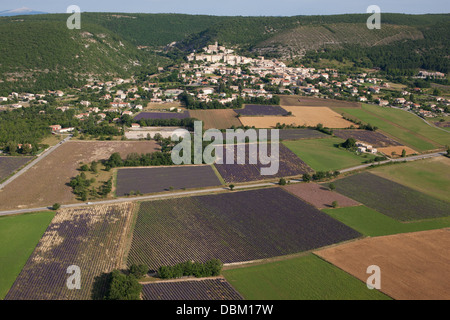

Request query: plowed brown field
[{"left": 316, "top": 229, "right": 450, "bottom": 300}]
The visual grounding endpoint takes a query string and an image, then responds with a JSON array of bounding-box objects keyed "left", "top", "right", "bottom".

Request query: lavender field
[
  {"left": 142, "top": 279, "right": 243, "bottom": 300},
  {"left": 127, "top": 188, "right": 361, "bottom": 271},
  {"left": 134, "top": 111, "right": 190, "bottom": 120},
  {"left": 0, "top": 156, "right": 32, "bottom": 182},
  {"left": 214, "top": 143, "right": 313, "bottom": 183},
  {"left": 116, "top": 165, "right": 222, "bottom": 196},
  {"left": 235, "top": 104, "right": 289, "bottom": 116},
  {"left": 5, "top": 203, "right": 135, "bottom": 300}
]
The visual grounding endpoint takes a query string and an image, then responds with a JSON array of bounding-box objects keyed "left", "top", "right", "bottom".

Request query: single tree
[
  {"left": 329, "top": 183, "right": 336, "bottom": 191},
  {"left": 229, "top": 184, "right": 235, "bottom": 191},
  {"left": 52, "top": 203, "right": 61, "bottom": 211},
  {"left": 279, "top": 178, "right": 287, "bottom": 186},
  {"left": 332, "top": 201, "right": 339, "bottom": 208}
]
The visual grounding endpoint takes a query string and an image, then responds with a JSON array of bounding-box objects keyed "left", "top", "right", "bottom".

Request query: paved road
[
  {"left": 0, "top": 135, "right": 72, "bottom": 190},
  {"left": 0, "top": 152, "right": 445, "bottom": 217},
  {"left": 339, "top": 151, "right": 447, "bottom": 173}
]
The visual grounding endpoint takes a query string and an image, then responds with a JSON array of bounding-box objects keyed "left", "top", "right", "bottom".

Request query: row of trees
[{"left": 158, "top": 259, "right": 223, "bottom": 279}]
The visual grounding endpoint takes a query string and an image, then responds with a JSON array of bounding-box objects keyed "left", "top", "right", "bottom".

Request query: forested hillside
[
  {"left": 0, "top": 16, "right": 169, "bottom": 94},
  {"left": 0, "top": 12, "right": 448, "bottom": 93}
]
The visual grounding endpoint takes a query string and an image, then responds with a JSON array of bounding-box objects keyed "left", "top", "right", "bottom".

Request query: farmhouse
[{"left": 125, "top": 127, "right": 190, "bottom": 140}]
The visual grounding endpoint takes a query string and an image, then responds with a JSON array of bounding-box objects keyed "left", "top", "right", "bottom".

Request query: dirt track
[{"left": 315, "top": 229, "right": 450, "bottom": 300}]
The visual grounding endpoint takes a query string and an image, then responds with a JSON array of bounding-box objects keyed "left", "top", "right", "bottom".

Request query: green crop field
[
  {"left": 324, "top": 205, "right": 450, "bottom": 237},
  {"left": 336, "top": 104, "right": 450, "bottom": 151},
  {"left": 223, "top": 254, "right": 391, "bottom": 300},
  {"left": 283, "top": 137, "right": 377, "bottom": 172},
  {"left": 363, "top": 104, "right": 450, "bottom": 146},
  {"left": 0, "top": 212, "right": 54, "bottom": 299},
  {"left": 370, "top": 157, "right": 450, "bottom": 203}
]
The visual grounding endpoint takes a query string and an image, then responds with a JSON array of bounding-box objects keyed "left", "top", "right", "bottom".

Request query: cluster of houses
[{"left": 356, "top": 142, "right": 378, "bottom": 155}]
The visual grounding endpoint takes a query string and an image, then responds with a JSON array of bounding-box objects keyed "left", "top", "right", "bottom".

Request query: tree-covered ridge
[{"left": 0, "top": 17, "right": 170, "bottom": 94}]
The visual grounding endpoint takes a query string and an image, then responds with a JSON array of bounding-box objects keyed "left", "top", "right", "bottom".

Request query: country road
[
  {"left": 0, "top": 151, "right": 446, "bottom": 217},
  {"left": 0, "top": 135, "right": 72, "bottom": 191}
]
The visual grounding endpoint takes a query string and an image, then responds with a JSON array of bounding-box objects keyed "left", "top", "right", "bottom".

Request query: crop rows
[
  {"left": 331, "top": 172, "right": 450, "bottom": 221},
  {"left": 0, "top": 156, "right": 32, "bottom": 182},
  {"left": 142, "top": 279, "right": 243, "bottom": 300},
  {"left": 127, "top": 188, "right": 361, "bottom": 271},
  {"left": 333, "top": 129, "right": 402, "bottom": 148},
  {"left": 134, "top": 112, "right": 190, "bottom": 120},
  {"left": 5, "top": 203, "right": 135, "bottom": 300},
  {"left": 214, "top": 143, "right": 313, "bottom": 183},
  {"left": 236, "top": 104, "right": 289, "bottom": 116}
]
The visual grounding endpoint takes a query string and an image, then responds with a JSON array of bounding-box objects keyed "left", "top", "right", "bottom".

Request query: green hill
[
  {"left": 0, "top": 16, "right": 170, "bottom": 94},
  {"left": 0, "top": 13, "right": 448, "bottom": 93}
]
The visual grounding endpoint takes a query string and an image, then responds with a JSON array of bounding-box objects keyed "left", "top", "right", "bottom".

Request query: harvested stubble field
[
  {"left": 142, "top": 278, "right": 243, "bottom": 300},
  {"left": 377, "top": 146, "right": 417, "bottom": 157},
  {"left": 279, "top": 95, "right": 361, "bottom": 108},
  {"left": 239, "top": 107, "right": 353, "bottom": 129},
  {"left": 127, "top": 188, "right": 361, "bottom": 271},
  {"left": 0, "top": 156, "right": 33, "bottom": 182},
  {"left": 333, "top": 129, "right": 402, "bottom": 148},
  {"left": 134, "top": 111, "right": 190, "bottom": 120},
  {"left": 5, "top": 203, "right": 135, "bottom": 300},
  {"left": 235, "top": 104, "right": 289, "bottom": 116},
  {"left": 284, "top": 183, "right": 360, "bottom": 209},
  {"left": 188, "top": 109, "right": 242, "bottom": 129},
  {"left": 315, "top": 229, "right": 450, "bottom": 300},
  {"left": 115, "top": 165, "right": 222, "bottom": 196},
  {"left": 331, "top": 172, "right": 450, "bottom": 221},
  {"left": 0, "top": 141, "right": 158, "bottom": 211},
  {"left": 214, "top": 143, "right": 313, "bottom": 183}
]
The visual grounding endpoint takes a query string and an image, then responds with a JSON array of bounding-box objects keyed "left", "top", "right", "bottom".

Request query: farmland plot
[
  {"left": 333, "top": 129, "right": 402, "bottom": 148},
  {"left": 0, "top": 156, "right": 33, "bottom": 182},
  {"left": 5, "top": 203, "right": 135, "bottom": 300},
  {"left": 188, "top": 109, "right": 242, "bottom": 129},
  {"left": 284, "top": 183, "right": 360, "bottom": 209},
  {"left": 142, "top": 278, "right": 243, "bottom": 300},
  {"left": 0, "top": 141, "right": 158, "bottom": 211},
  {"left": 235, "top": 104, "right": 289, "bottom": 116},
  {"left": 115, "top": 165, "right": 222, "bottom": 196},
  {"left": 331, "top": 172, "right": 450, "bottom": 221},
  {"left": 134, "top": 111, "right": 190, "bottom": 121},
  {"left": 279, "top": 95, "right": 361, "bottom": 108},
  {"left": 127, "top": 188, "right": 361, "bottom": 271},
  {"left": 316, "top": 229, "right": 450, "bottom": 300},
  {"left": 239, "top": 107, "right": 353, "bottom": 129},
  {"left": 214, "top": 143, "right": 313, "bottom": 183}
]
